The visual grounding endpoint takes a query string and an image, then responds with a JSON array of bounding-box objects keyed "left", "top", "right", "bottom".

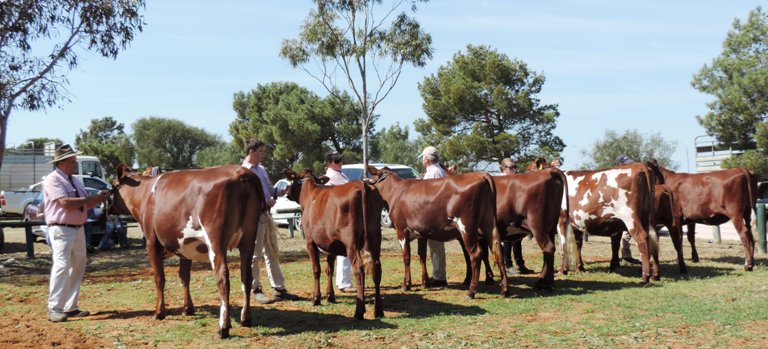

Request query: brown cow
[
  {"left": 367, "top": 165, "right": 505, "bottom": 299},
  {"left": 646, "top": 161, "right": 757, "bottom": 270},
  {"left": 284, "top": 169, "right": 384, "bottom": 320},
  {"left": 653, "top": 184, "right": 686, "bottom": 273},
  {"left": 558, "top": 163, "right": 660, "bottom": 284},
  {"left": 494, "top": 168, "right": 569, "bottom": 292},
  {"left": 110, "top": 164, "right": 265, "bottom": 338}
]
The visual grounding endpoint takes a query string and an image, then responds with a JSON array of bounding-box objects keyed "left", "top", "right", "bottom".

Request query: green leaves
[
  {"left": 133, "top": 117, "right": 221, "bottom": 170},
  {"left": 579, "top": 129, "right": 678, "bottom": 170},
  {"left": 692, "top": 7, "right": 768, "bottom": 151},
  {"left": 75, "top": 117, "right": 134, "bottom": 178},
  {"left": 416, "top": 44, "right": 563, "bottom": 170}
]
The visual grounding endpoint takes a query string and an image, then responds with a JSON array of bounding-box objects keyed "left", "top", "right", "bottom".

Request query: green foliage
[
  {"left": 579, "top": 129, "right": 678, "bottom": 170},
  {"left": 280, "top": 0, "right": 433, "bottom": 164},
  {"left": 15, "top": 138, "right": 63, "bottom": 151},
  {"left": 0, "top": 0, "right": 145, "bottom": 170},
  {"left": 75, "top": 116, "right": 135, "bottom": 177},
  {"left": 195, "top": 142, "right": 242, "bottom": 168},
  {"left": 133, "top": 117, "right": 221, "bottom": 170},
  {"left": 721, "top": 150, "right": 768, "bottom": 180},
  {"left": 229, "top": 82, "right": 367, "bottom": 179},
  {"left": 415, "top": 44, "right": 564, "bottom": 171},
  {"left": 692, "top": 7, "right": 768, "bottom": 150},
  {"left": 370, "top": 123, "right": 422, "bottom": 168}
]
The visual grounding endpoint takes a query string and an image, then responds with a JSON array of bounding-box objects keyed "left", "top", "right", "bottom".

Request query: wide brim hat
[
  {"left": 48, "top": 144, "right": 80, "bottom": 164},
  {"left": 418, "top": 146, "right": 439, "bottom": 159}
]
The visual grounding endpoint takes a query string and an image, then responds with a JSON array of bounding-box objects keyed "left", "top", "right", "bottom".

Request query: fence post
[
  {"left": 758, "top": 203, "right": 767, "bottom": 254},
  {"left": 24, "top": 225, "right": 35, "bottom": 258},
  {"left": 711, "top": 225, "right": 721, "bottom": 244}
]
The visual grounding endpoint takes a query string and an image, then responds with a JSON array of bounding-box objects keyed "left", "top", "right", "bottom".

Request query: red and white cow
[
  {"left": 646, "top": 161, "right": 758, "bottom": 270},
  {"left": 111, "top": 164, "right": 265, "bottom": 339},
  {"left": 368, "top": 165, "right": 505, "bottom": 299},
  {"left": 558, "top": 163, "right": 659, "bottom": 284},
  {"left": 283, "top": 169, "right": 384, "bottom": 320}
]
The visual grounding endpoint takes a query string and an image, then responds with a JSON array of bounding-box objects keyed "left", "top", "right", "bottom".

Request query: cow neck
[{"left": 299, "top": 175, "right": 320, "bottom": 207}]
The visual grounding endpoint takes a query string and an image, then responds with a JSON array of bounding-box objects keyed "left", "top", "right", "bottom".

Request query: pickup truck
[
  {"left": 1, "top": 176, "right": 111, "bottom": 216},
  {"left": 0, "top": 186, "right": 40, "bottom": 216}
]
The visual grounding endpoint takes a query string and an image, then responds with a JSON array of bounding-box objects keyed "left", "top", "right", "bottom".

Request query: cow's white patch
[
  {"left": 175, "top": 216, "right": 214, "bottom": 263},
  {"left": 453, "top": 217, "right": 467, "bottom": 235},
  {"left": 568, "top": 170, "right": 636, "bottom": 231},
  {"left": 219, "top": 300, "right": 227, "bottom": 328},
  {"left": 150, "top": 174, "right": 164, "bottom": 194},
  {"left": 398, "top": 238, "right": 406, "bottom": 250}
]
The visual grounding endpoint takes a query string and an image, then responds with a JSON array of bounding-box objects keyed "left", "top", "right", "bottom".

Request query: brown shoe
[{"left": 338, "top": 286, "right": 357, "bottom": 293}]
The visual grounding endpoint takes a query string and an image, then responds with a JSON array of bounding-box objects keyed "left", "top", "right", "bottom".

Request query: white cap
[{"left": 418, "top": 146, "right": 439, "bottom": 159}]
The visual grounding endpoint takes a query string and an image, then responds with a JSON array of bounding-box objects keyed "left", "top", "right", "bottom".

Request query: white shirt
[
  {"left": 423, "top": 163, "right": 447, "bottom": 180},
  {"left": 324, "top": 167, "right": 350, "bottom": 186}
]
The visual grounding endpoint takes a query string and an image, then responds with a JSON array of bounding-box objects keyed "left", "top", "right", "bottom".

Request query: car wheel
[
  {"left": 292, "top": 213, "right": 302, "bottom": 231},
  {"left": 381, "top": 208, "right": 392, "bottom": 228}
]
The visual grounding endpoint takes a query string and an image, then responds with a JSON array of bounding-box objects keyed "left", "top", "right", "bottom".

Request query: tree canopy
[
  {"left": 133, "top": 117, "right": 221, "bottom": 170},
  {"left": 280, "top": 0, "right": 433, "bottom": 166},
  {"left": 692, "top": 7, "right": 768, "bottom": 151},
  {"left": 579, "top": 129, "right": 677, "bottom": 170},
  {"left": 229, "top": 82, "right": 368, "bottom": 178},
  {"left": 75, "top": 116, "right": 135, "bottom": 177},
  {"left": 0, "top": 0, "right": 145, "bottom": 171},
  {"left": 415, "top": 44, "right": 564, "bottom": 170},
  {"left": 369, "top": 123, "right": 422, "bottom": 169}
]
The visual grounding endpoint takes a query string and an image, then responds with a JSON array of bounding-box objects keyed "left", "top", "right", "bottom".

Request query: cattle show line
[{"left": 109, "top": 160, "right": 759, "bottom": 339}]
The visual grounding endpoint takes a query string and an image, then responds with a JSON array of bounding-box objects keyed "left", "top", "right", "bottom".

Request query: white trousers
[
  {"left": 429, "top": 240, "right": 446, "bottom": 280},
  {"left": 335, "top": 256, "right": 353, "bottom": 289},
  {"left": 48, "top": 225, "right": 87, "bottom": 313},
  {"left": 251, "top": 212, "right": 285, "bottom": 290}
]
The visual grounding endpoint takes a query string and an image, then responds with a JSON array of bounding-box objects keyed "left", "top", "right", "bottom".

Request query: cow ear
[
  {"left": 367, "top": 165, "right": 380, "bottom": 175},
  {"left": 318, "top": 176, "right": 330, "bottom": 185},
  {"left": 115, "top": 163, "right": 127, "bottom": 179}
]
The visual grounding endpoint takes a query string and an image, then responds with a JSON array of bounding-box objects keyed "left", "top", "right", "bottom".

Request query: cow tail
[
  {"left": 482, "top": 173, "right": 502, "bottom": 259},
  {"left": 640, "top": 165, "right": 660, "bottom": 256},
  {"left": 739, "top": 168, "right": 758, "bottom": 233},
  {"left": 361, "top": 183, "right": 374, "bottom": 275},
  {"left": 558, "top": 170, "right": 578, "bottom": 269}
]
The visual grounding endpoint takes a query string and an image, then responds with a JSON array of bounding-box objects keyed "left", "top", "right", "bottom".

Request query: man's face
[
  {"left": 58, "top": 157, "right": 77, "bottom": 175},
  {"left": 251, "top": 145, "right": 266, "bottom": 164}
]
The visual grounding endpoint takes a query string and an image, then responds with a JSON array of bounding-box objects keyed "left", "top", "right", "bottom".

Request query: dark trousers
[{"left": 502, "top": 240, "right": 527, "bottom": 268}]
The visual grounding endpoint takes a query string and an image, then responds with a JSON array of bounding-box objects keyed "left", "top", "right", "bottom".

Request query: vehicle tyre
[
  {"left": 381, "top": 208, "right": 393, "bottom": 228},
  {"left": 292, "top": 213, "right": 302, "bottom": 231}
]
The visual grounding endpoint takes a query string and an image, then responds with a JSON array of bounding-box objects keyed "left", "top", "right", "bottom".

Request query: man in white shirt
[
  {"left": 323, "top": 150, "right": 356, "bottom": 293},
  {"left": 419, "top": 146, "right": 448, "bottom": 287}
]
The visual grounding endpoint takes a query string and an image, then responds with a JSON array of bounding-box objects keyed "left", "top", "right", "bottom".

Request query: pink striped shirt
[{"left": 43, "top": 168, "right": 88, "bottom": 225}]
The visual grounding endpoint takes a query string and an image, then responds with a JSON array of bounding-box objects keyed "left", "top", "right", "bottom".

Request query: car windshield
[{"left": 342, "top": 166, "right": 420, "bottom": 180}]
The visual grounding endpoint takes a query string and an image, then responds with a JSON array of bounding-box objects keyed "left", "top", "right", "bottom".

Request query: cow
[
  {"left": 283, "top": 169, "right": 384, "bottom": 320},
  {"left": 557, "top": 163, "right": 660, "bottom": 284},
  {"left": 646, "top": 160, "right": 758, "bottom": 270},
  {"left": 494, "top": 168, "right": 570, "bottom": 292},
  {"left": 110, "top": 164, "right": 265, "bottom": 339},
  {"left": 367, "top": 165, "right": 505, "bottom": 299}
]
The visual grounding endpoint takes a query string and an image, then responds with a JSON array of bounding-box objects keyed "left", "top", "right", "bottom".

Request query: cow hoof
[
  {"left": 183, "top": 308, "right": 195, "bottom": 316},
  {"left": 691, "top": 256, "right": 699, "bottom": 263},
  {"left": 327, "top": 297, "right": 337, "bottom": 304},
  {"left": 534, "top": 279, "right": 554, "bottom": 294},
  {"left": 745, "top": 265, "right": 753, "bottom": 271},
  {"left": 241, "top": 318, "right": 252, "bottom": 327},
  {"left": 354, "top": 313, "right": 365, "bottom": 321},
  {"left": 153, "top": 313, "right": 166, "bottom": 321},
  {"left": 653, "top": 275, "right": 661, "bottom": 281},
  {"left": 463, "top": 293, "right": 475, "bottom": 300},
  {"left": 218, "top": 328, "right": 230, "bottom": 339},
  {"left": 375, "top": 310, "right": 384, "bottom": 318}
]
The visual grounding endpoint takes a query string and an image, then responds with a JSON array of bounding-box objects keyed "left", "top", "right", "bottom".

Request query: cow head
[
  {"left": 367, "top": 165, "right": 395, "bottom": 184},
  {"left": 110, "top": 163, "right": 142, "bottom": 216}
]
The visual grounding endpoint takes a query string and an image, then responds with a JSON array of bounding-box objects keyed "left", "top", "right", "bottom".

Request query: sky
[{"left": 8, "top": 0, "right": 766, "bottom": 172}]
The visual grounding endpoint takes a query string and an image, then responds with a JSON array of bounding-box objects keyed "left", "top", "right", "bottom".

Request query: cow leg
[
  {"left": 398, "top": 229, "right": 412, "bottom": 291},
  {"left": 732, "top": 217, "right": 755, "bottom": 271},
  {"left": 573, "top": 229, "right": 586, "bottom": 272},
  {"left": 686, "top": 223, "right": 699, "bottom": 262},
  {"left": 306, "top": 240, "right": 322, "bottom": 306},
  {"left": 459, "top": 227, "right": 482, "bottom": 300},
  {"left": 326, "top": 254, "right": 337, "bottom": 303},
  {"left": 479, "top": 238, "right": 495, "bottom": 285},
  {"left": 532, "top": 229, "right": 556, "bottom": 293},
  {"left": 145, "top": 234, "right": 167, "bottom": 321},
  {"left": 211, "top": 250, "right": 231, "bottom": 339},
  {"left": 665, "top": 223, "right": 687, "bottom": 273},
  {"left": 609, "top": 233, "right": 621, "bottom": 272},
  {"left": 372, "top": 252, "right": 384, "bottom": 318},
  {"left": 178, "top": 258, "right": 195, "bottom": 316},
  {"left": 457, "top": 237, "right": 472, "bottom": 286},
  {"left": 348, "top": 250, "right": 366, "bottom": 320},
  {"left": 237, "top": 223, "right": 257, "bottom": 328},
  {"left": 628, "top": 228, "right": 651, "bottom": 285},
  {"left": 417, "top": 238, "right": 430, "bottom": 287}
]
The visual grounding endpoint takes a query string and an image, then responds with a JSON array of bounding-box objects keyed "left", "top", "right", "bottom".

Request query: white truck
[{"left": 0, "top": 154, "right": 108, "bottom": 216}]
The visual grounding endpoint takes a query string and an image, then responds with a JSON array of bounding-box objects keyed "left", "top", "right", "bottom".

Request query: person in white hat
[
  {"left": 43, "top": 144, "right": 111, "bottom": 322},
  {"left": 419, "top": 146, "right": 449, "bottom": 287}
]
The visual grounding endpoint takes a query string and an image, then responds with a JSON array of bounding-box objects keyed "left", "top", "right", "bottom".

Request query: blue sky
[{"left": 8, "top": 0, "right": 764, "bottom": 172}]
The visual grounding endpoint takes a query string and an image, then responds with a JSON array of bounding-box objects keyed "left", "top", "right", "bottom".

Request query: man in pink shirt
[
  {"left": 419, "top": 146, "right": 448, "bottom": 287},
  {"left": 322, "top": 150, "right": 356, "bottom": 293},
  {"left": 44, "top": 144, "right": 110, "bottom": 322}
]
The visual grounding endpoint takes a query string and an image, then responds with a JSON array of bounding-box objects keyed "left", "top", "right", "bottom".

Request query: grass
[{"left": 1, "top": 226, "right": 767, "bottom": 348}]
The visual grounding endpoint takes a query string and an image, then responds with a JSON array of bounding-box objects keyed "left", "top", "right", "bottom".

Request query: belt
[{"left": 49, "top": 223, "right": 83, "bottom": 228}]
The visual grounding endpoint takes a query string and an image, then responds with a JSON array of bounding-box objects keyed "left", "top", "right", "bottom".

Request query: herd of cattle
[{"left": 108, "top": 161, "right": 758, "bottom": 338}]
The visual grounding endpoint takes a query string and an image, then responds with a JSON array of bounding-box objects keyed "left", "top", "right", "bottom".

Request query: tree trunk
[{"left": 0, "top": 110, "right": 9, "bottom": 174}]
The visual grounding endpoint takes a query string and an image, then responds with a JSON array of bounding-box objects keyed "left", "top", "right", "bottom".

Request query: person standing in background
[{"left": 419, "top": 146, "right": 449, "bottom": 287}]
